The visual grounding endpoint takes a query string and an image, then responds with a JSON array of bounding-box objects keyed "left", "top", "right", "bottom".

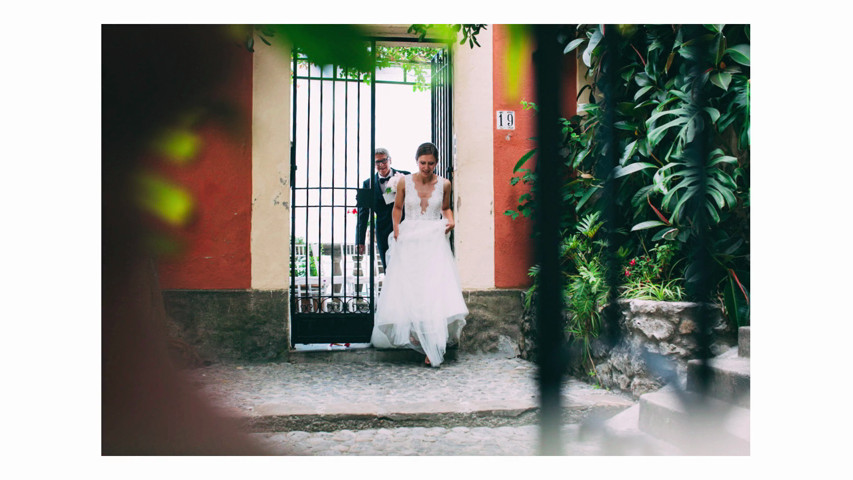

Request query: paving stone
[
  {"left": 332, "top": 430, "right": 356, "bottom": 441},
  {"left": 187, "top": 352, "right": 652, "bottom": 455}
]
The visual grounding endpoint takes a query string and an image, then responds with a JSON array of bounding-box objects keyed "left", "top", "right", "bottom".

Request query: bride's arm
[
  {"left": 392, "top": 180, "right": 405, "bottom": 239},
  {"left": 441, "top": 178, "right": 454, "bottom": 234}
]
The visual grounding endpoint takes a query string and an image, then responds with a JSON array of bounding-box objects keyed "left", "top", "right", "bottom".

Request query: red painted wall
[
  {"left": 156, "top": 44, "right": 254, "bottom": 290},
  {"left": 492, "top": 25, "right": 577, "bottom": 288}
]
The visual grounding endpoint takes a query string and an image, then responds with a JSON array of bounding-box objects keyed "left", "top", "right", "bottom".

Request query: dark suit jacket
[{"left": 356, "top": 169, "right": 409, "bottom": 252}]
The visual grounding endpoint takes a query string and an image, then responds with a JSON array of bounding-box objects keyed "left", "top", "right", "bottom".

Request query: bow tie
[{"left": 379, "top": 176, "right": 390, "bottom": 184}]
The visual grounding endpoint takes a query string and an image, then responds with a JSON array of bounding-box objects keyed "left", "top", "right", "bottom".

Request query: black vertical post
[
  {"left": 369, "top": 40, "right": 376, "bottom": 311},
  {"left": 532, "top": 24, "right": 565, "bottom": 456},
  {"left": 596, "top": 26, "right": 627, "bottom": 349},
  {"left": 356, "top": 65, "right": 362, "bottom": 298},
  {"left": 343, "top": 66, "right": 349, "bottom": 304},
  {"left": 431, "top": 54, "right": 437, "bottom": 147},
  {"left": 304, "top": 59, "right": 312, "bottom": 311},
  {"left": 682, "top": 26, "right": 715, "bottom": 394},
  {"left": 331, "top": 64, "right": 337, "bottom": 306},
  {"left": 318, "top": 63, "right": 325, "bottom": 307},
  {"left": 290, "top": 47, "right": 299, "bottom": 319},
  {"left": 445, "top": 48, "right": 455, "bottom": 250}
]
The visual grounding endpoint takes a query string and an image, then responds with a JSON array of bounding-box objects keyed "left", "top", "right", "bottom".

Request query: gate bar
[
  {"left": 343, "top": 65, "right": 349, "bottom": 303},
  {"left": 369, "top": 39, "right": 376, "bottom": 311},
  {"left": 290, "top": 47, "right": 298, "bottom": 319},
  {"left": 532, "top": 24, "right": 566, "bottom": 456}
]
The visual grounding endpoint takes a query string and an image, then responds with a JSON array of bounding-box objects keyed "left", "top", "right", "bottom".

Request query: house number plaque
[{"left": 496, "top": 110, "right": 515, "bottom": 130}]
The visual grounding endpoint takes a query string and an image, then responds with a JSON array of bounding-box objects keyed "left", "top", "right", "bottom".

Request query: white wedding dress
[{"left": 371, "top": 174, "right": 468, "bottom": 367}]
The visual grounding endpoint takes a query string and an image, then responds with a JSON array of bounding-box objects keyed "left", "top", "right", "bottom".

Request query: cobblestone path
[{"left": 184, "top": 352, "right": 653, "bottom": 456}]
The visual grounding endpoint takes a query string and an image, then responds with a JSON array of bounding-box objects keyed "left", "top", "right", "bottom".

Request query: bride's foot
[{"left": 425, "top": 356, "right": 431, "bottom": 366}]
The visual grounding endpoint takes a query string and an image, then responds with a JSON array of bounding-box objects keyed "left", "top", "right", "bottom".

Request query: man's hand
[{"left": 357, "top": 244, "right": 365, "bottom": 255}]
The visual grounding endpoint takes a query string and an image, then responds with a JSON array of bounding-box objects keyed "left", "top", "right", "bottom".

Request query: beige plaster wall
[
  {"left": 251, "top": 44, "right": 292, "bottom": 290},
  {"left": 453, "top": 31, "right": 495, "bottom": 289}
]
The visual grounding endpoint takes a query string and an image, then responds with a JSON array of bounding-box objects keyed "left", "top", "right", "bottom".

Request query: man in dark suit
[{"left": 356, "top": 148, "right": 409, "bottom": 269}]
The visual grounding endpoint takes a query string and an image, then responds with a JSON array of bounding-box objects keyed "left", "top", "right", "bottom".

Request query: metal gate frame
[
  {"left": 431, "top": 48, "right": 454, "bottom": 249},
  {"left": 290, "top": 37, "right": 452, "bottom": 345}
]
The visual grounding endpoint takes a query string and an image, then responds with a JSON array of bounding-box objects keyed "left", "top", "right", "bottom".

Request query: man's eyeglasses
[{"left": 374, "top": 158, "right": 389, "bottom": 165}]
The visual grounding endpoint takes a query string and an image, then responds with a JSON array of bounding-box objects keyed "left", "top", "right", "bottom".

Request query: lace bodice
[{"left": 403, "top": 174, "right": 444, "bottom": 221}]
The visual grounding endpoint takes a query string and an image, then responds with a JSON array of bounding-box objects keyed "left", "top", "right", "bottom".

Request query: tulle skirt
[{"left": 371, "top": 218, "right": 468, "bottom": 367}]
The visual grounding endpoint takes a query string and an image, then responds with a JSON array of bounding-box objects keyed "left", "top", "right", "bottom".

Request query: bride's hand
[
  {"left": 394, "top": 229, "right": 399, "bottom": 240},
  {"left": 444, "top": 220, "right": 454, "bottom": 234}
]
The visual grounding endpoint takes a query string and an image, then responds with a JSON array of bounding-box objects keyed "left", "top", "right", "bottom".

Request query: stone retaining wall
[
  {"left": 522, "top": 299, "right": 737, "bottom": 398},
  {"left": 459, "top": 289, "right": 525, "bottom": 357},
  {"left": 163, "top": 290, "right": 289, "bottom": 363},
  {"left": 161, "top": 288, "right": 527, "bottom": 364}
]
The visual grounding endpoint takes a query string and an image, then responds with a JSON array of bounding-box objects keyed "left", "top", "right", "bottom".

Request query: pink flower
[
  {"left": 624, "top": 269, "right": 631, "bottom": 277},
  {"left": 629, "top": 259, "right": 636, "bottom": 266}
]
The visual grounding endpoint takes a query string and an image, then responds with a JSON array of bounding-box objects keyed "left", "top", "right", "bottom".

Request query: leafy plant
[
  {"left": 407, "top": 24, "right": 488, "bottom": 48},
  {"left": 520, "top": 212, "right": 611, "bottom": 351},
  {"left": 569, "top": 25, "right": 750, "bottom": 327},
  {"left": 620, "top": 242, "right": 685, "bottom": 301},
  {"left": 293, "top": 237, "right": 319, "bottom": 277},
  {"left": 243, "top": 25, "right": 486, "bottom": 93},
  {"left": 375, "top": 45, "right": 441, "bottom": 92},
  {"left": 512, "top": 24, "right": 750, "bottom": 328},
  {"left": 621, "top": 279, "right": 685, "bottom": 302},
  {"left": 504, "top": 107, "right": 592, "bottom": 229}
]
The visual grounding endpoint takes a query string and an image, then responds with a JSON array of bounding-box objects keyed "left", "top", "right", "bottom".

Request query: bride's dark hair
[{"left": 415, "top": 142, "right": 439, "bottom": 160}]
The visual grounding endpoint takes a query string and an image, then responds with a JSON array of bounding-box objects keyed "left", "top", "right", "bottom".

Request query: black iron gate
[
  {"left": 290, "top": 40, "right": 452, "bottom": 345},
  {"left": 290, "top": 45, "right": 373, "bottom": 344},
  {"left": 431, "top": 49, "right": 454, "bottom": 248}
]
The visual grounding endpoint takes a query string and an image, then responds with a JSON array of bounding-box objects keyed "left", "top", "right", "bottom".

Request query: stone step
[
  {"left": 288, "top": 346, "right": 440, "bottom": 365},
  {"left": 638, "top": 389, "right": 749, "bottom": 455},
  {"left": 234, "top": 387, "right": 634, "bottom": 433},
  {"left": 600, "top": 404, "right": 683, "bottom": 455},
  {"left": 686, "top": 353, "right": 750, "bottom": 408},
  {"left": 739, "top": 326, "right": 750, "bottom": 357}
]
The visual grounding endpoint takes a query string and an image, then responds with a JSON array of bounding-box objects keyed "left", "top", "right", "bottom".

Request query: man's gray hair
[{"left": 375, "top": 147, "right": 390, "bottom": 159}]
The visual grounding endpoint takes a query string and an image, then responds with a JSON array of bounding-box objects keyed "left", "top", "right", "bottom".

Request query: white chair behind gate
[
  {"left": 344, "top": 243, "right": 370, "bottom": 296},
  {"left": 292, "top": 243, "right": 328, "bottom": 312}
]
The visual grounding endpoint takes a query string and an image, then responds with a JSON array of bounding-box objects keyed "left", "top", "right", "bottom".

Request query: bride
[{"left": 371, "top": 142, "right": 468, "bottom": 367}]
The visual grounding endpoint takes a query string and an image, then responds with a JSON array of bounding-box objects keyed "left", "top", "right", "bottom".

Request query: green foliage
[
  {"left": 243, "top": 24, "right": 486, "bottom": 93},
  {"left": 520, "top": 213, "right": 610, "bottom": 354},
  {"left": 244, "top": 25, "right": 375, "bottom": 72},
  {"left": 293, "top": 237, "right": 319, "bottom": 277},
  {"left": 722, "top": 267, "right": 749, "bottom": 327},
  {"left": 621, "top": 280, "right": 685, "bottom": 302},
  {"left": 564, "top": 216, "right": 609, "bottom": 344},
  {"left": 621, "top": 243, "right": 685, "bottom": 301},
  {"left": 375, "top": 45, "right": 441, "bottom": 91},
  {"left": 134, "top": 172, "right": 195, "bottom": 227},
  {"left": 505, "top": 113, "right": 591, "bottom": 230},
  {"left": 510, "top": 24, "right": 749, "bottom": 329},
  {"left": 407, "top": 24, "right": 488, "bottom": 48}
]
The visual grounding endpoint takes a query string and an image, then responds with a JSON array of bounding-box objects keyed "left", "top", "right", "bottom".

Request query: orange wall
[
  {"left": 492, "top": 25, "right": 577, "bottom": 288},
  {"left": 157, "top": 44, "right": 254, "bottom": 290},
  {"left": 492, "top": 25, "right": 535, "bottom": 288}
]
